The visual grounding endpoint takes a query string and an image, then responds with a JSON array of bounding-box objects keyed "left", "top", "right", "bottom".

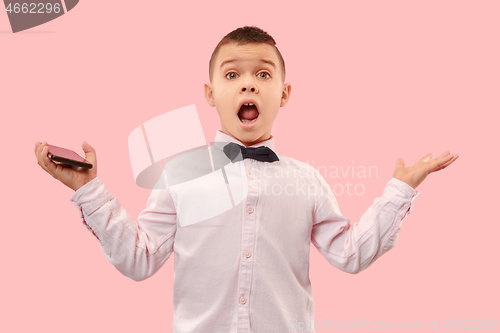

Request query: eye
[
  {"left": 226, "top": 72, "right": 239, "bottom": 80},
  {"left": 257, "top": 72, "right": 271, "bottom": 79}
]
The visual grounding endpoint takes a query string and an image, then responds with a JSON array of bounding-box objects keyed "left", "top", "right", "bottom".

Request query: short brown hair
[{"left": 209, "top": 26, "right": 286, "bottom": 82}]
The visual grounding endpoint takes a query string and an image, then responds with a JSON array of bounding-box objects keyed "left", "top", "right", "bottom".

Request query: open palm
[{"left": 393, "top": 151, "right": 459, "bottom": 190}]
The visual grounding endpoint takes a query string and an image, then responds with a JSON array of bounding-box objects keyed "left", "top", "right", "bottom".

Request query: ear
[
  {"left": 280, "top": 83, "right": 292, "bottom": 107},
  {"left": 204, "top": 82, "right": 215, "bottom": 107}
]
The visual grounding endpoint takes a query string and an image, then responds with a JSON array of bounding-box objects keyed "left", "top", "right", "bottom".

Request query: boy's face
[{"left": 205, "top": 42, "right": 291, "bottom": 147}]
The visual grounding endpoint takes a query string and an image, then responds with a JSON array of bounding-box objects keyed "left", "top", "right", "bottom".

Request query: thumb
[
  {"left": 395, "top": 157, "right": 405, "bottom": 170},
  {"left": 82, "top": 141, "right": 97, "bottom": 165}
]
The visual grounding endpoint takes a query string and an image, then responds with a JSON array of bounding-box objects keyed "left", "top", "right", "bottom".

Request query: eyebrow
[{"left": 219, "top": 58, "right": 276, "bottom": 70}]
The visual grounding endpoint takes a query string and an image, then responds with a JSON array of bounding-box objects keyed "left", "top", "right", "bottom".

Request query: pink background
[{"left": 1, "top": 0, "right": 498, "bottom": 332}]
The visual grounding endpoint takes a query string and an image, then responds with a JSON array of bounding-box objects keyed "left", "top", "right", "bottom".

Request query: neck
[{"left": 221, "top": 130, "right": 272, "bottom": 147}]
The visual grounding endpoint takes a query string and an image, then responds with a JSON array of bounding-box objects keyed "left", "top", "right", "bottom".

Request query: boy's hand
[
  {"left": 393, "top": 151, "right": 459, "bottom": 190},
  {"left": 34, "top": 141, "right": 98, "bottom": 192}
]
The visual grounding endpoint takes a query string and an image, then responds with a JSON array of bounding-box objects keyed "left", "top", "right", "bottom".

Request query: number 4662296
[
  {"left": 444, "top": 319, "right": 498, "bottom": 329},
  {"left": 5, "top": 3, "right": 61, "bottom": 14}
]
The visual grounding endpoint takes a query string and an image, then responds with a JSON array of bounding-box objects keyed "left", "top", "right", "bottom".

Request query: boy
[{"left": 34, "top": 26, "right": 458, "bottom": 333}]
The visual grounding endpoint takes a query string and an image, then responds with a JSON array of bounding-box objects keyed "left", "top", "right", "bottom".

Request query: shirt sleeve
[
  {"left": 69, "top": 176, "right": 177, "bottom": 281},
  {"left": 311, "top": 172, "right": 420, "bottom": 274}
]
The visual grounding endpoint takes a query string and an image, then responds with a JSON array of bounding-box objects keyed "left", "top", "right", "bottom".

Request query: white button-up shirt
[{"left": 70, "top": 130, "right": 419, "bottom": 333}]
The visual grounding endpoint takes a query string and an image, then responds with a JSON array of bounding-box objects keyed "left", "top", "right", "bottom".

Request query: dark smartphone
[{"left": 47, "top": 144, "right": 93, "bottom": 169}]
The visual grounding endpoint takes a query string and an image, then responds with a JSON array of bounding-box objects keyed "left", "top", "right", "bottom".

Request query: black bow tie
[{"left": 223, "top": 142, "right": 279, "bottom": 163}]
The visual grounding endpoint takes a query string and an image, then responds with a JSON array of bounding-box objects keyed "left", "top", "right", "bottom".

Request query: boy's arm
[
  {"left": 311, "top": 171, "right": 419, "bottom": 274},
  {"left": 69, "top": 176, "right": 177, "bottom": 281}
]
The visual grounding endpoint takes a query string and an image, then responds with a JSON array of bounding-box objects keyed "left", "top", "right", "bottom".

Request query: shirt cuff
[
  {"left": 69, "top": 177, "right": 115, "bottom": 242},
  {"left": 387, "top": 177, "right": 421, "bottom": 214},
  {"left": 69, "top": 177, "right": 113, "bottom": 213}
]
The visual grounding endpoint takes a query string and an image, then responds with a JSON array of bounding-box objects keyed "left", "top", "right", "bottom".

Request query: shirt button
[
  {"left": 247, "top": 173, "right": 253, "bottom": 180},
  {"left": 244, "top": 251, "right": 252, "bottom": 258},
  {"left": 239, "top": 296, "right": 247, "bottom": 304},
  {"left": 246, "top": 206, "right": 254, "bottom": 214}
]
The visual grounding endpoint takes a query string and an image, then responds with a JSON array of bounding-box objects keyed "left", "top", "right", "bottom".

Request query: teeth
[{"left": 243, "top": 103, "right": 254, "bottom": 106}]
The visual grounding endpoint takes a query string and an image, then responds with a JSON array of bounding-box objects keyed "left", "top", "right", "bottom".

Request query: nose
[{"left": 240, "top": 79, "right": 258, "bottom": 93}]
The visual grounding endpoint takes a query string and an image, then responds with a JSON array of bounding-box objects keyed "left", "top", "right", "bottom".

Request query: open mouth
[{"left": 238, "top": 103, "right": 259, "bottom": 125}]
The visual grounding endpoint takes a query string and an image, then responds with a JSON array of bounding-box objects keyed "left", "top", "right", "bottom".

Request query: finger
[
  {"left": 435, "top": 150, "right": 453, "bottom": 160},
  {"left": 395, "top": 158, "right": 405, "bottom": 170},
  {"left": 35, "top": 142, "right": 43, "bottom": 164},
  {"left": 34, "top": 142, "right": 41, "bottom": 155},
  {"left": 39, "top": 144, "right": 51, "bottom": 172},
  {"left": 429, "top": 152, "right": 455, "bottom": 172},
  {"left": 421, "top": 153, "right": 433, "bottom": 163},
  {"left": 40, "top": 143, "right": 58, "bottom": 178},
  {"left": 36, "top": 142, "right": 47, "bottom": 164},
  {"left": 82, "top": 141, "right": 97, "bottom": 167},
  {"left": 37, "top": 141, "right": 48, "bottom": 167},
  {"left": 434, "top": 154, "right": 459, "bottom": 172}
]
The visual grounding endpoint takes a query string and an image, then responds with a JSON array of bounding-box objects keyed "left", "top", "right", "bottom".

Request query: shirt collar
[{"left": 213, "top": 130, "right": 276, "bottom": 152}]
